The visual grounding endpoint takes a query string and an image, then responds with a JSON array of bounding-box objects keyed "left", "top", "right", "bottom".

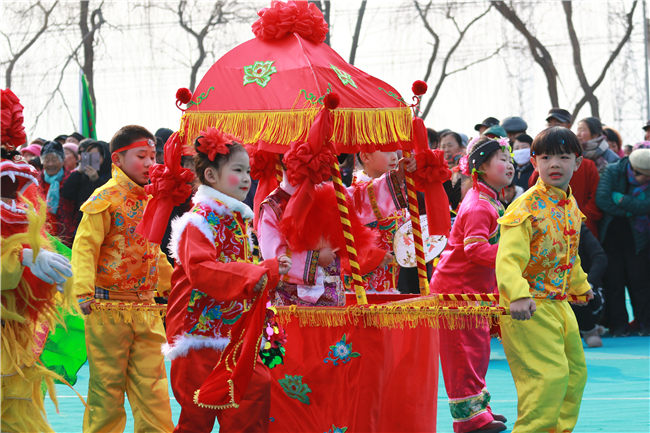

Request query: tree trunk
[
  {"left": 491, "top": 1, "right": 559, "bottom": 107},
  {"left": 567, "top": 0, "right": 638, "bottom": 120},
  {"left": 349, "top": 0, "right": 367, "bottom": 65},
  {"left": 80, "top": 1, "right": 104, "bottom": 114}
]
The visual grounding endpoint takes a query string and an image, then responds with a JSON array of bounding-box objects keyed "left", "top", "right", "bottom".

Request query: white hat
[{"left": 629, "top": 148, "right": 650, "bottom": 176}]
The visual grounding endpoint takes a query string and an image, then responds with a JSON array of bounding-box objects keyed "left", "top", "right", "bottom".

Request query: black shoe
[
  {"left": 492, "top": 413, "right": 507, "bottom": 423},
  {"left": 468, "top": 420, "right": 507, "bottom": 433}
]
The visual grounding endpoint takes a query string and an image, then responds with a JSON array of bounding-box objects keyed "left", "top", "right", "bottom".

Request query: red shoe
[
  {"left": 468, "top": 420, "right": 507, "bottom": 433},
  {"left": 492, "top": 413, "right": 507, "bottom": 423}
]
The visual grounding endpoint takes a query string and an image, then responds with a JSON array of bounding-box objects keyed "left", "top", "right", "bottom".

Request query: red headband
[{"left": 111, "top": 139, "right": 155, "bottom": 156}]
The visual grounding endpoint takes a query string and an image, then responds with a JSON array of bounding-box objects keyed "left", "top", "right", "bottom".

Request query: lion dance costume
[{"left": 1, "top": 89, "right": 76, "bottom": 432}]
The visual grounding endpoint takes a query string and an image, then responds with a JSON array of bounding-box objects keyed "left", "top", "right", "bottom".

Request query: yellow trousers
[
  {"left": 501, "top": 300, "right": 587, "bottom": 433},
  {"left": 83, "top": 310, "right": 174, "bottom": 433},
  {"left": 1, "top": 353, "right": 53, "bottom": 433}
]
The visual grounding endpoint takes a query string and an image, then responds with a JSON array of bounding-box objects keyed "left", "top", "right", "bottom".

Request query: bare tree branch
[
  {"left": 175, "top": 0, "right": 230, "bottom": 91},
  {"left": 4, "top": 1, "right": 59, "bottom": 88},
  {"left": 446, "top": 45, "right": 504, "bottom": 76},
  {"left": 417, "top": 3, "right": 493, "bottom": 119},
  {"left": 414, "top": 1, "right": 440, "bottom": 83},
  {"left": 31, "top": 9, "right": 105, "bottom": 134},
  {"left": 565, "top": 0, "right": 638, "bottom": 119},
  {"left": 349, "top": 0, "right": 367, "bottom": 65},
  {"left": 491, "top": 0, "right": 559, "bottom": 107}
]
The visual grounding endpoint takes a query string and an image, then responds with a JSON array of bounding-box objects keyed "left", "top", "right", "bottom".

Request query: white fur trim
[
  {"left": 168, "top": 212, "right": 215, "bottom": 265},
  {"left": 161, "top": 333, "right": 229, "bottom": 360},
  {"left": 193, "top": 185, "right": 253, "bottom": 220}
]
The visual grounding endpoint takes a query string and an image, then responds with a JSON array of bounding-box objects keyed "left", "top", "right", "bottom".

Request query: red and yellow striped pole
[
  {"left": 331, "top": 161, "right": 368, "bottom": 305},
  {"left": 392, "top": 293, "right": 589, "bottom": 304},
  {"left": 275, "top": 156, "right": 283, "bottom": 183},
  {"left": 402, "top": 150, "right": 430, "bottom": 295}
]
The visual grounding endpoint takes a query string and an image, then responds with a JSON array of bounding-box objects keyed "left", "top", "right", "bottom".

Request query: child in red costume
[
  {"left": 164, "top": 128, "right": 290, "bottom": 433},
  {"left": 431, "top": 137, "right": 514, "bottom": 433}
]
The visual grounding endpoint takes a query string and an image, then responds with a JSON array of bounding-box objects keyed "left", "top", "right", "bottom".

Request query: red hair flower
[{"left": 196, "top": 127, "right": 236, "bottom": 161}]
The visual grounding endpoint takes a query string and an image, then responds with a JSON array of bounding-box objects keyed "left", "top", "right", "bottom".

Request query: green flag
[
  {"left": 80, "top": 72, "right": 97, "bottom": 139},
  {"left": 40, "top": 235, "right": 87, "bottom": 385}
]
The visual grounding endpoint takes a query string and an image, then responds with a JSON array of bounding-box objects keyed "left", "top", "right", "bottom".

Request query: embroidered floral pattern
[
  {"left": 278, "top": 375, "right": 311, "bottom": 404},
  {"left": 499, "top": 181, "right": 582, "bottom": 298},
  {"left": 182, "top": 198, "right": 253, "bottom": 339},
  {"left": 243, "top": 61, "right": 277, "bottom": 87},
  {"left": 325, "top": 425, "right": 348, "bottom": 433},
  {"left": 324, "top": 334, "right": 360, "bottom": 366},
  {"left": 87, "top": 166, "right": 160, "bottom": 292},
  {"left": 330, "top": 64, "right": 357, "bottom": 88},
  {"left": 187, "top": 289, "right": 244, "bottom": 335},
  {"left": 449, "top": 388, "right": 490, "bottom": 422}
]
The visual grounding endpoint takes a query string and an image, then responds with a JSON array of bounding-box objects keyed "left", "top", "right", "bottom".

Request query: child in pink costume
[
  {"left": 430, "top": 137, "right": 514, "bottom": 433},
  {"left": 350, "top": 151, "right": 409, "bottom": 293},
  {"left": 258, "top": 158, "right": 411, "bottom": 306}
]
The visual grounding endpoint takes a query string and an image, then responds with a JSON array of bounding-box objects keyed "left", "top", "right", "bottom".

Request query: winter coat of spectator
[
  {"left": 512, "top": 133, "right": 534, "bottom": 190},
  {"left": 62, "top": 140, "right": 111, "bottom": 229},
  {"left": 572, "top": 223, "right": 607, "bottom": 347},
  {"left": 596, "top": 149, "right": 650, "bottom": 336},
  {"left": 39, "top": 141, "right": 76, "bottom": 246},
  {"left": 576, "top": 117, "right": 619, "bottom": 172}
]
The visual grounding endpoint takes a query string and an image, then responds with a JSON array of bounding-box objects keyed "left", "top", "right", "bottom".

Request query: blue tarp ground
[{"left": 44, "top": 335, "right": 649, "bottom": 433}]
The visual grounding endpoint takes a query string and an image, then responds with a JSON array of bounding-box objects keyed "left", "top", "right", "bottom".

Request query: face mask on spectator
[{"left": 513, "top": 148, "right": 531, "bottom": 166}]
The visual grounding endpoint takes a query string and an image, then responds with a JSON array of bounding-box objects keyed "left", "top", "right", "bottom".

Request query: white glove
[{"left": 21, "top": 248, "right": 73, "bottom": 284}]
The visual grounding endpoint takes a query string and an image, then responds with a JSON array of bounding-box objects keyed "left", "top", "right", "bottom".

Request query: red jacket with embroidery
[
  {"left": 163, "top": 185, "right": 278, "bottom": 360},
  {"left": 430, "top": 181, "right": 504, "bottom": 294}
]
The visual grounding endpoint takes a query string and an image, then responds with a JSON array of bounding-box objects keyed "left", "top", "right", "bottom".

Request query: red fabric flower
[
  {"left": 145, "top": 164, "right": 194, "bottom": 206},
  {"left": 196, "top": 127, "right": 236, "bottom": 161},
  {"left": 252, "top": 1, "right": 329, "bottom": 43},
  {"left": 283, "top": 141, "right": 335, "bottom": 186},
  {"left": 412, "top": 149, "right": 451, "bottom": 192},
  {"left": 1, "top": 89, "right": 26, "bottom": 151},
  {"left": 247, "top": 145, "right": 279, "bottom": 181}
]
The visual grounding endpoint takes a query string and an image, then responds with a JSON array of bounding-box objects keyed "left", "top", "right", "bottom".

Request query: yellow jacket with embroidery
[
  {"left": 71, "top": 165, "right": 172, "bottom": 300},
  {"left": 496, "top": 179, "right": 591, "bottom": 305}
]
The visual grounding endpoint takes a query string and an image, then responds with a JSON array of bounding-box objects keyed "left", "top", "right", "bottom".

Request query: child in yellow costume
[
  {"left": 72, "top": 125, "right": 174, "bottom": 433},
  {"left": 496, "top": 126, "right": 594, "bottom": 433},
  {"left": 1, "top": 88, "right": 76, "bottom": 433}
]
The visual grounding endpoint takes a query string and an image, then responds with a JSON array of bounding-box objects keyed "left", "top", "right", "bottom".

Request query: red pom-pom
[
  {"left": 252, "top": 1, "right": 329, "bottom": 43},
  {"left": 323, "top": 93, "right": 340, "bottom": 110},
  {"left": 176, "top": 88, "right": 192, "bottom": 104},
  {"left": 412, "top": 80, "right": 428, "bottom": 96}
]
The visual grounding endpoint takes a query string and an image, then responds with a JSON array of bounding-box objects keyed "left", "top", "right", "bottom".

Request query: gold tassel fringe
[
  {"left": 274, "top": 304, "right": 503, "bottom": 330},
  {"left": 179, "top": 107, "right": 413, "bottom": 150}
]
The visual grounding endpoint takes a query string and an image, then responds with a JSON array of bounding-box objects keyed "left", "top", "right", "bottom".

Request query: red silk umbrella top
[{"left": 179, "top": 4, "right": 412, "bottom": 154}]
